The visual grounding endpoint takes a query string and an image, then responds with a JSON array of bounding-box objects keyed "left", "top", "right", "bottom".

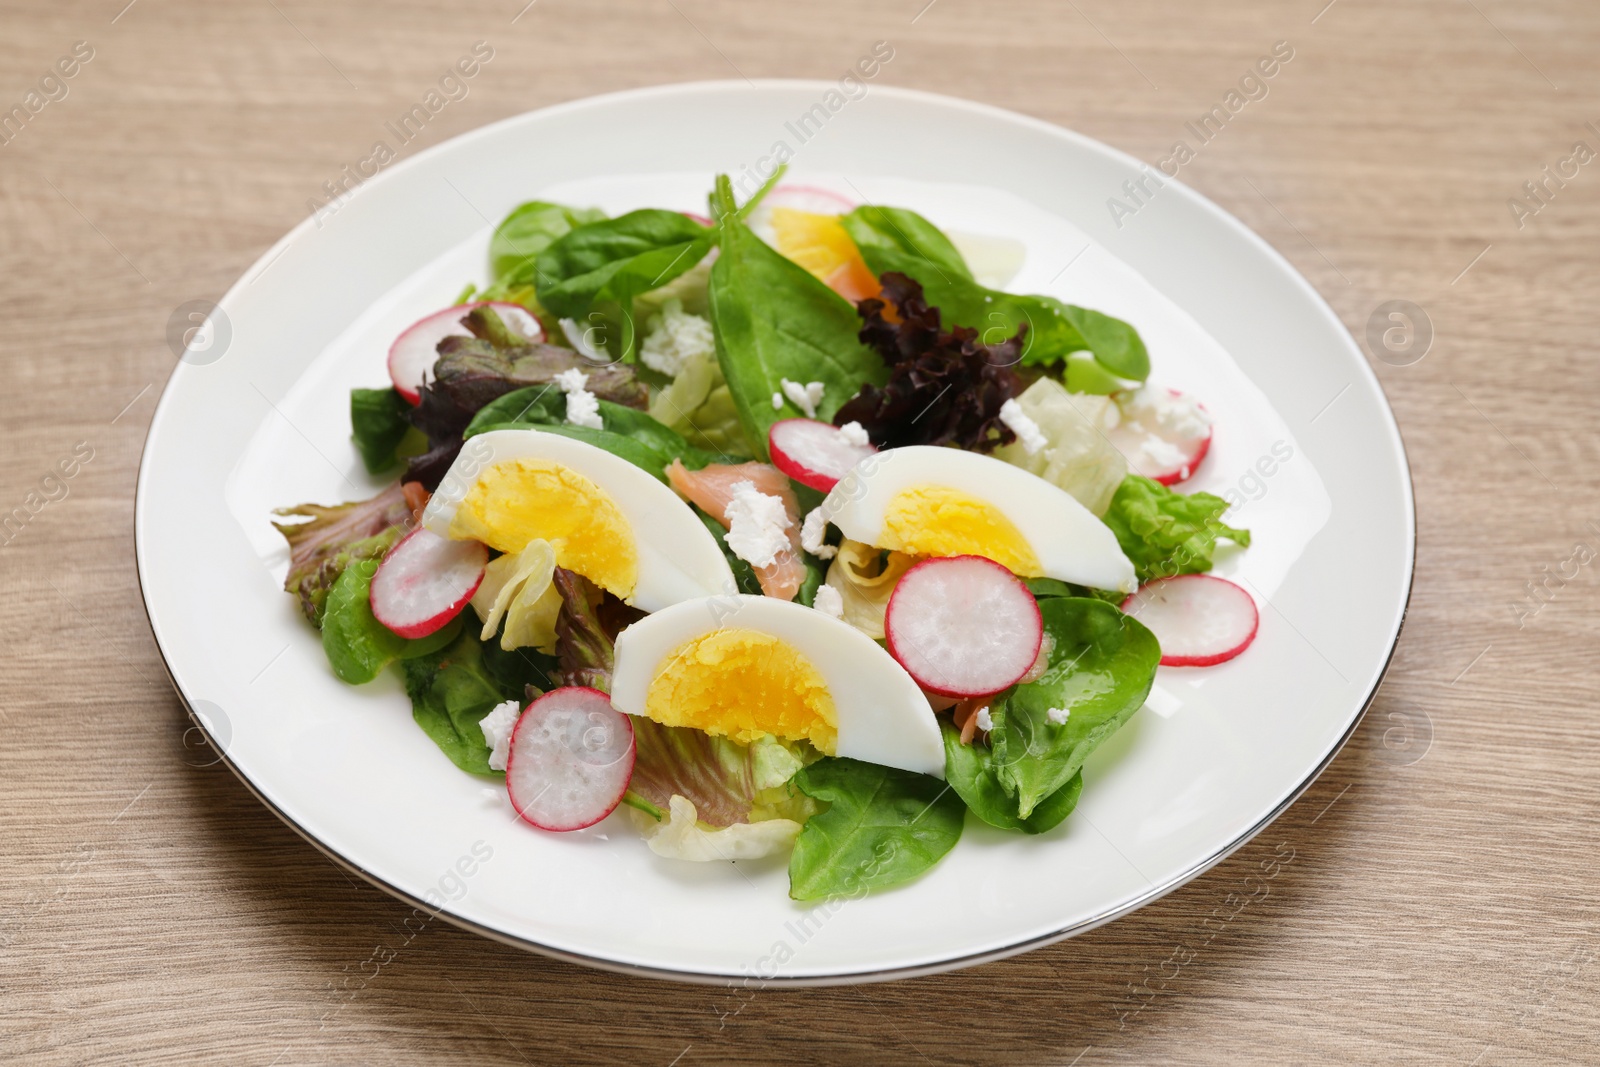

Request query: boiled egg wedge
[
  {"left": 610, "top": 594, "right": 944, "bottom": 778},
  {"left": 421, "top": 428, "right": 735, "bottom": 613},
  {"left": 820, "top": 445, "right": 1137, "bottom": 594}
]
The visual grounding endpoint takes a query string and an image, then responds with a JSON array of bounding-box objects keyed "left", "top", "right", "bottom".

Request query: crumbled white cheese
[
  {"left": 800, "top": 507, "right": 836, "bottom": 559},
  {"left": 1121, "top": 385, "right": 1212, "bottom": 438},
  {"left": 559, "top": 317, "right": 607, "bottom": 362},
  {"left": 999, "top": 397, "right": 1049, "bottom": 456},
  {"left": 639, "top": 298, "right": 715, "bottom": 377},
  {"left": 812, "top": 583, "right": 845, "bottom": 619},
  {"left": 975, "top": 707, "right": 994, "bottom": 732},
  {"left": 838, "top": 421, "right": 871, "bottom": 447},
  {"left": 479, "top": 699, "right": 521, "bottom": 771},
  {"left": 1138, "top": 435, "right": 1190, "bottom": 471},
  {"left": 772, "top": 392, "right": 784, "bottom": 410},
  {"left": 553, "top": 367, "right": 604, "bottom": 430},
  {"left": 723, "top": 480, "right": 792, "bottom": 569},
  {"left": 1046, "top": 706, "right": 1071, "bottom": 725},
  {"left": 780, "top": 378, "right": 826, "bottom": 419}
]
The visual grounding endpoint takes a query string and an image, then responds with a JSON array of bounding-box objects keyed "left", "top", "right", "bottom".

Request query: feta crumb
[
  {"left": 723, "top": 480, "right": 792, "bottom": 569},
  {"left": 554, "top": 367, "right": 604, "bottom": 430},
  {"left": 479, "top": 699, "right": 521, "bottom": 771},
  {"left": 800, "top": 508, "right": 836, "bottom": 559},
  {"left": 1046, "top": 706, "right": 1071, "bottom": 725},
  {"left": 639, "top": 298, "right": 715, "bottom": 377},
  {"left": 838, "top": 421, "right": 870, "bottom": 447},
  {"left": 772, "top": 392, "right": 784, "bottom": 410},
  {"left": 1121, "top": 385, "right": 1212, "bottom": 438},
  {"left": 1139, "top": 435, "right": 1189, "bottom": 470},
  {"left": 812, "top": 583, "right": 845, "bottom": 619},
  {"left": 780, "top": 378, "right": 826, "bottom": 419},
  {"left": 975, "top": 707, "right": 994, "bottom": 732},
  {"left": 559, "top": 317, "right": 607, "bottom": 362},
  {"left": 1000, "top": 397, "right": 1049, "bottom": 456}
]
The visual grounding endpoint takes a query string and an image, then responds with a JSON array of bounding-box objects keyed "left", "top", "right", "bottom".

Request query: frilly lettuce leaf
[
  {"left": 1102, "top": 474, "right": 1250, "bottom": 584},
  {"left": 637, "top": 795, "right": 802, "bottom": 862},
  {"left": 272, "top": 483, "right": 413, "bottom": 626}
]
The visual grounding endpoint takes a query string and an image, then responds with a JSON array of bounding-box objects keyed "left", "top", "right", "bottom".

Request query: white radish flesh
[
  {"left": 388, "top": 301, "right": 544, "bottom": 405},
  {"left": 505, "top": 687, "right": 635, "bottom": 832},
  {"left": 768, "top": 418, "right": 878, "bottom": 492},
  {"left": 885, "top": 555, "right": 1044, "bottom": 699},
  {"left": 1120, "top": 574, "right": 1258, "bottom": 667},
  {"left": 1107, "top": 386, "right": 1213, "bottom": 486},
  {"left": 368, "top": 527, "right": 487, "bottom": 639}
]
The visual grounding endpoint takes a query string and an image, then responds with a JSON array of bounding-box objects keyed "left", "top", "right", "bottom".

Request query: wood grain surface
[{"left": 4, "top": 0, "right": 1598, "bottom": 1063}]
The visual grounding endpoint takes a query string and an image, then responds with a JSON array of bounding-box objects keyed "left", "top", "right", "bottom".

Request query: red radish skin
[
  {"left": 388, "top": 301, "right": 544, "bottom": 405},
  {"left": 369, "top": 527, "right": 487, "bottom": 639},
  {"left": 767, "top": 419, "right": 878, "bottom": 493},
  {"left": 1108, "top": 387, "right": 1214, "bottom": 486},
  {"left": 884, "top": 555, "right": 1044, "bottom": 699},
  {"left": 1120, "top": 574, "right": 1258, "bottom": 667},
  {"left": 505, "top": 687, "right": 635, "bottom": 832}
]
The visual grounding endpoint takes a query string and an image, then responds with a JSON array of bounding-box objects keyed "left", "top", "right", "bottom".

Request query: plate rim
[{"left": 135, "top": 78, "right": 1417, "bottom": 986}]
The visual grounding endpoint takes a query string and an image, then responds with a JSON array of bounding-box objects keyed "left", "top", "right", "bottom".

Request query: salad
[{"left": 273, "top": 170, "right": 1255, "bottom": 901}]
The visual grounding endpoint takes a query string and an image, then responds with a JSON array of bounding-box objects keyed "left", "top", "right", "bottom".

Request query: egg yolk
[
  {"left": 879, "top": 484, "right": 1041, "bottom": 576},
  {"left": 644, "top": 629, "right": 837, "bottom": 752},
  {"left": 450, "top": 458, "right": 638, "bottom": 601}
]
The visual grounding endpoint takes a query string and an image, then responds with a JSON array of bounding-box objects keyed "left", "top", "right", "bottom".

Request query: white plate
[{"left": 136, "top": 81, "right": 1413, "bottom": 985}]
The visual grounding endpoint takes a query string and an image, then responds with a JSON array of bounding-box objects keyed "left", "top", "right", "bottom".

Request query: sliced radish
[
  {"left": 369, "top": 527, "right": 487, "bottom": 639},
  {"left": 505, "top": 687, "right": 635, "bottom": 832},
  {"left": 768, "top": 418, "right": 878, "bottom": 492},
  {"left": 1121, "top": 574, "right": 1258, "bottom": 667},
  {"left": 1107, "top": 386, "right": 1213, "bottom": 485},
  {"left": 884, "top": 555, "right": 1044, "bottom": 699},
  {"left": 388, "top": 301, "right": 544, "bottom": 405}
]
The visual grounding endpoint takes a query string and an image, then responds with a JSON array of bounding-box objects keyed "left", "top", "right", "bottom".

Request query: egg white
[
  {"left": 610, "top": 594, "right": 945, "bottom": 778},
  {"left": 821, "top": 445, "right": 1137, "bottom": 594},
  {"left": 421, "top": 428, "right": 735, "bottom": 613}
]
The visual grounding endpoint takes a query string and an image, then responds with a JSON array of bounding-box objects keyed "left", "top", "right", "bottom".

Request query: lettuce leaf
[
  {"left": 840, "top": 206, "right": 1148, "bottom": 383},
  {"left": 320, "top": 558, "right": 463, "bottom": 684},
  {"left": 401, "top": 624, "right": 522, "bottom": 775},
  {"left": 465, "top": 384, "right": 731, "bottom": 478},
  {"left": 941, "top": 723, "right": 1083, "bottom": 834},
  {"left": 640, "top": 795, "right": 802, "bottom": 861},
  {"left": 349, "top": 387, "right": 413, "bottom": 474},
  {"left": 273, "top": 484, "right": 413, "bottom": 625},
  {"left": 991, "top": 598, "right": 1159, "bottom": 818},
  {"left": 1102, "top": 475, "right": 1251, "bottom": 584},
  {"left": 831, "top": 272, "right": 1025, "bottom": 453},
  {"left": 404, "top": 305, "right": 648, "bottom": 489},
  {"left": 491, "top": 201, "right": 607, "bottom": 286},
  {"left": 787, "top": 758, "right": 965, "bottom": 901}
]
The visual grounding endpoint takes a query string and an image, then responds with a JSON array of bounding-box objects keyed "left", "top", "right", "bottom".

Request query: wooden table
[{"left": 4, "top": 0, "right": 1597, "bottom": 1062}]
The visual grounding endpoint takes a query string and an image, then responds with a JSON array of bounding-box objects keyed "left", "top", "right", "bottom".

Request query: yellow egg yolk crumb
[
  {"left": 644, "top": 629, "right": 838, "bottom": 753},
  {"left": 450, "top": 458, "right": 638, "bottom": 601},
  {"left": 879, "top": 484, "right": 1042, "bottom": 577}
]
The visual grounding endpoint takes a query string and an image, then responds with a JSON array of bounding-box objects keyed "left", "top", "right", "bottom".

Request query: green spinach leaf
[
  {"left": 1102, "top": 474, "right": 1250, "bottom": 583},
  {"left": 465, "top": 384, "right": 729, "bottom": 475},
  {"left": 991, "top": 598, "right": 1159, "bottom": 818},
  {"left": 349, "top": 387, "right": 413, "bottom": 475},
  {"left": 535, "top": 209, "right": 714, "bottom": 358},
  {"left": 321, "top": 558, "right": 463, "bottom": 685},
  {"left": 787, "top": 758, "right": 965, "bottom": 901},
  {"left": 838, "top": 205, "right": 973, "bottom": 282},
  {"left": 941, "top": 723, "right": 1083, "bottom": 834},
  {"left": 491, "top": 201, "right": 607, "bottom": 286},
  {"left": 399, "top": 624, "right": 514, "bottom": 775},
  {"left": 840, "top": 206, "right": 1148, "bottom": 383},
  {"left": 707, "top": 201, "right": 887, "bottom": 460}
]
